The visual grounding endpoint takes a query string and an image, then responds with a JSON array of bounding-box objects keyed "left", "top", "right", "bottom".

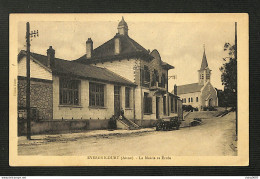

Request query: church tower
[
  {"left": 198, "top": 45, "right": 211, "bottom": 85},
  {"left": 117, "top": 17, "right": 128, "bottom": 36}
]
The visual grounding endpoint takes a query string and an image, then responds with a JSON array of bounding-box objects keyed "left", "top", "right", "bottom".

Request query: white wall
[
  {"left": 179, "top": 92, "right": 201, "bottom": 109},
  {"left": 18, "top": 56, "right": 52, "bottom": 80},
  {"left": 93, "top": 58, "right": 136, "bottom": 83},
  {"left": 52, "top": 75, "right": 135, "bottom": 120}
]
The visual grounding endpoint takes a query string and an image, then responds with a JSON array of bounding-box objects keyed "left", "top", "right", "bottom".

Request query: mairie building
[{"left": 17, "top": 17, "right": 182, "bottom": 135}]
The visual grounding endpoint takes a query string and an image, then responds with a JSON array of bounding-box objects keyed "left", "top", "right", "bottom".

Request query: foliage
[
  {"left": 220, "top": 43, "right": 237, "bottom": 93},
  {"left": 219, "top": 43, "right": 237, "bottom": 108},
  {"left": 182, "top": 105, "right": 194, "bottom": 112},
  {"left": 203, "top": 106, "right": 216, "bottom": 111}
]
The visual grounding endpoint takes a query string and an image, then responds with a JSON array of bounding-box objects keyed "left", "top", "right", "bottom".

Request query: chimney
[
  {"left": 86, "top": 38, "right": 93, "bottom": 59},
  {"left": 47, "top": 46, "right": 55, "bottom": 69},
  {"left": 114, "top": 33, "right": 121, "bottom": 55},
  {"left": 174, "top": 84, "right": 177, "bottom": 95}
]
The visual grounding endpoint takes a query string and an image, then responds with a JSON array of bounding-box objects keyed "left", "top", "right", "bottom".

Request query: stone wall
[{"left": 18, "top": 76, "right": 53, "bottom": 120}]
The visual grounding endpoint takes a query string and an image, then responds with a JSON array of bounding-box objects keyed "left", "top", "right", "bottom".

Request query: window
[
  {"left": 191, "top": 97, "right": 193, "bottom": 102},
  {"left": 201, "top": 74, "right": 204, "bottom": 79},
  {"left": 144, "top": 92, "right": 152, "bottom": 114},
  {"left": 163, "top": 96, "right": 166, "bottom": 115},
  {"left": 183, "top": 98, "right": 186, "bottom": 103},
  {"left": 151, "top": 69, "right": 159, "bottom": 86},
  {"left": 161, "top": 73, "right": 166, "bottom": 88},
  {"left": 171, "top": 96, "right": 174, "bottom": 112},
  {"left": 59, "top": 78, "right": 80, "bottom": 105},
  {"left": 89, "top": 82, "right": 105, "bottom": 107},
  {"left": 206, "top": 73, "right": 210, "bottom": 79},
  {"left": 175, "top": 98, "right": 177, "bottom": 112},
  {"left": 188, "top": 98, "right": 190, "bottom": 103},
  {"left": 125, "top": 87, "right": 131, "bottom": 108},
  {"left": 141, "top": 65, "right": 150, "bottom": 87},
  {"left": 196, "top": 97, "right": 199, "bottom": 102}
]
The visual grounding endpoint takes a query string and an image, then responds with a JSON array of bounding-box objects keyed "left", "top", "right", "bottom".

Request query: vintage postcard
[{"left": 9, "top": 13, "right": 249, "bottom": 166}]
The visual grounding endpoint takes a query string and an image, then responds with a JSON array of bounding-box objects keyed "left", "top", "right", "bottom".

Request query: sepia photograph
[{"left": 9, "top": 13, "right": 249, "bottom": 166}]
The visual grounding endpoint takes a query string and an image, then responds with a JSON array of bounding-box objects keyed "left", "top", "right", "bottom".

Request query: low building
[{"left": 172, "top": 47, "right": 218, "bottom": 110}]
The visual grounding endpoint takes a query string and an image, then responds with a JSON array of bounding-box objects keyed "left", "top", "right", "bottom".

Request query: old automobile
[{"left": 155, "top": 116, "right": 181, "bottom": 131}]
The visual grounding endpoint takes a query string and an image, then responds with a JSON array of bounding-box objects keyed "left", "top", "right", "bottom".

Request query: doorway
[
  {"left": 114, "top": 86, "right": 121, "bottom": 117},
  {"left": 208, "top": 98, "right": 213, "bottom": 107},
  {"left": 156, "top": 97, "right": 160, "bottom": 119}
]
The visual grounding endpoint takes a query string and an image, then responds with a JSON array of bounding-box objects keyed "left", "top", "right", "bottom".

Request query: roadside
[
  {"left": 18, "top": 111, "right": 237, "bottom": 156},
  {"left": 18, "top": 128, "right": 155, "bottom": 146}
]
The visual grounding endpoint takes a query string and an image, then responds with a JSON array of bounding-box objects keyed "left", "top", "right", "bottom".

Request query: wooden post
[{"left": 26, "top": 22, "right": 31, "bottom": 140}]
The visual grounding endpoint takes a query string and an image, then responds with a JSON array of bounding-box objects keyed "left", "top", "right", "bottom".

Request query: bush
[
  {"left": 194, "top": 118, "right": 202, "bottom": 122},
  {"left": 190, "top": 120, "right": 201, "bottom": 126},
  {"left": 183, "top": 105, "right": 194, "bottom": 112}
]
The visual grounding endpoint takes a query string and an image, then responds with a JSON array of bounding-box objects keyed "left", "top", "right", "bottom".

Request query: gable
[
  {"left": 18, "top": 56, "right": 52, "bottom": 80},
  {"left": 75, "top": 35, "right": 151, "bottom": 64},
  {"left": 201, "top": 82, "right": 217, "bottom": 95}
]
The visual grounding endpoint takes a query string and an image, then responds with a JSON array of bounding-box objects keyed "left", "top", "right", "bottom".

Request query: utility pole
[
  {"left": 26, "top": 22, "right": 39, "bottom": 140},
  {"left": 26, "top": 22, "right": 31, "bottom": 140}
]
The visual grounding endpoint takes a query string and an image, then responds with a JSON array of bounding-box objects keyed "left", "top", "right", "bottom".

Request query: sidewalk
[{"left": 18, "top": 128, "right": 155, "bottom": 146}]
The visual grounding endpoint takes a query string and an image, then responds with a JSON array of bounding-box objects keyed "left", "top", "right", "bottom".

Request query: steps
[{"left": 117, "top": 116, "right": 140, "bottom": 130}]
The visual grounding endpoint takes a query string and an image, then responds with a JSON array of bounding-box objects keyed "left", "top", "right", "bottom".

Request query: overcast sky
[{"left": 18, "top": 16, "right": 235, "bottom": 91}]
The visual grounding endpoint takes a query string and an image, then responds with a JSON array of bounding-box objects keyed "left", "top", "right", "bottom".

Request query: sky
[{"left": 18, "top": 16, "right": 235, "bottom": 91}]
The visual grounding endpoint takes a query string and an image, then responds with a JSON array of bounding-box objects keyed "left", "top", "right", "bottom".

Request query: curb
[{"left": 19, "top": 129, "right": 155, "bottom": 146}]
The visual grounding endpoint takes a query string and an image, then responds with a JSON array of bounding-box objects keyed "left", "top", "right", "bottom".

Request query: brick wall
[{"left": 18, "top": 76, "right": 53, "bottom": 120}]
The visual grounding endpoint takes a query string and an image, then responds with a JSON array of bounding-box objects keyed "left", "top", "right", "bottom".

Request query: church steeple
[
  {"left": 198, "top": 45, "right": 211, "bottom": 85},
  {"left": 200, "top": 45, "right": 208, "bottom": 70},
  {"left": 117, "top": 16, "right": 128, "bottom": 36}
]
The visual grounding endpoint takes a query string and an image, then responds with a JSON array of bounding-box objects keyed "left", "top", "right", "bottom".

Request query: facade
[
  {"left": 75, "top": 17, "right": 181, "bottom": 126},
  {"left": 172, "top": 47, "right": 218, "bottom": 110},
  {"left": 17, "top": 17, "right": 181, "bottom": 134}
]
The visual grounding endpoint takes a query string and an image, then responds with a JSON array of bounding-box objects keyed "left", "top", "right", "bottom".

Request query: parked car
[{"left": 155, "top": 117, "right": 181, "bottom": 131}]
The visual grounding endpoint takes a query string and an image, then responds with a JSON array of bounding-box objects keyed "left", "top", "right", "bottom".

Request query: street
[{"left": 18, "top": 112, "right": 237, "bottom": 156}]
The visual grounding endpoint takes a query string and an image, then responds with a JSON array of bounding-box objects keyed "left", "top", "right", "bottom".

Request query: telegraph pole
[
  {"left": 26, "top": 22, "right": 31, "bottom": 140},
  {"left": 25, "top": 22, "right": 39, "bottom": 140}
]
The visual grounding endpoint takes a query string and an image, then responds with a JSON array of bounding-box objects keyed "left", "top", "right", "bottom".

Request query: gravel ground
[{"left": 18, "top": 112, "right": 237, "bottom": 156}]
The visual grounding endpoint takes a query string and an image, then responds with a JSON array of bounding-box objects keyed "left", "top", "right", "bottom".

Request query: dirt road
[{"left": 18, "top": 112, "right": 237, "bottom": 156}]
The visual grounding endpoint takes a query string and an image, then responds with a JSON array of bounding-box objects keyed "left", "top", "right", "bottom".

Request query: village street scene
[{"left": 16, "top": 15, "right": 237, "bottom": 156}]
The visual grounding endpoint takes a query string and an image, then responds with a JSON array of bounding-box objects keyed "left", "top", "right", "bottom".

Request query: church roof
[
  {"left": 200, "top": 48, "right": 208, "bottom": 70},
  {"left": 173, "top": 83, "right": 204, "bottom": 95},
  {"left": 75, "top": 34, "right": 152, "bottom": 64},
  {"left": 18, "top": 50, "right": 136, "bottom": 86}
]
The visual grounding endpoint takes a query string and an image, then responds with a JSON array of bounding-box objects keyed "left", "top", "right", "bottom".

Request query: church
[{"left": 172, "top": 47, "right": 218, "bottom": 110}]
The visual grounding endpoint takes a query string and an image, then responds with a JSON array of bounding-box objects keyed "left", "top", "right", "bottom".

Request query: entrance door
[
  {"left": 114, "top": 86, "right": 121, "bottom": 117},
  {"left": 208, "top": 98, "right": 213, "bottom": 107},
  {"left": 156, "top": 97, "right": 160, "bottom": 119},
  {"left": 163, "top": 96, "right": 166, "bottom": 115}
]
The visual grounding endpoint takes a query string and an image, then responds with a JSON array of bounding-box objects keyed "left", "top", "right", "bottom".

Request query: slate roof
[
  {"left": 75, "top": 34, "right": 152, "bottom": 64},
  {"left": 18, "top": 50, "right": 136, "bottom": 86},
  {"left": 200, "top": 49, "right": 208, "bottom": 70},
  {"left": 172, "top": 83, "right": 204, "bottom": 95}
]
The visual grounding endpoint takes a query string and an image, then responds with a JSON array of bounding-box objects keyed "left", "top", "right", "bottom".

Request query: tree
[{"left": 219, "top": 43, "right": 237, "bottom": 108}]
